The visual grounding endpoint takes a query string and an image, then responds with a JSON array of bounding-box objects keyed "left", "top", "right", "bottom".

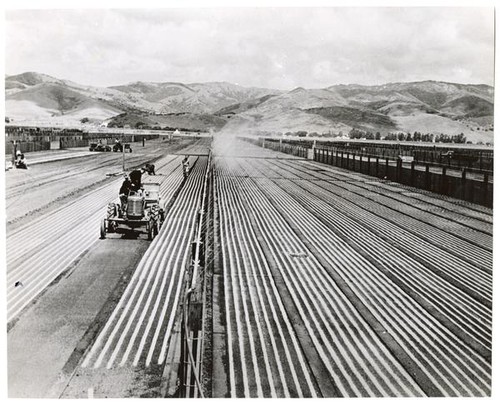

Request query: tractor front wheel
[
  {"left": 147, "top": 220, "right": 154, "bottom": 241},
  {"left": 107, "top": 203, "right": 116, "bottom": 218}
]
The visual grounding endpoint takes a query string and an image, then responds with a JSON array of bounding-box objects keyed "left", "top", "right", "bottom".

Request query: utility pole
[
  {"left": 122, "top": 132, "right": 126, "bottom": 172},
  {"left": 12, "top": 140, "right": 17, "bottom": 167}
]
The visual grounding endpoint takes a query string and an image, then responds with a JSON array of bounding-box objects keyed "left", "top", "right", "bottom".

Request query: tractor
[
  {"left": 113, "top": 142, "right": 133, "bottom": 153},
  {"left": 100, "top": 181, "right": 164, "bottom": 240}
]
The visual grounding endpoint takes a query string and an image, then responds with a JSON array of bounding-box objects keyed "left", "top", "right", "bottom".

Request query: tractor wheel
[
  {"left": 147, "top": 221, "right": 154, "bottom": 241},
  {"left": 100, "top": 219, "right": 107, "bottom": 239},
  {"left": 107, "top": 203, "right": 116, "bottom": 218},
  {"left": 151, "top": 204, "right": 159, "bottom": 217}
]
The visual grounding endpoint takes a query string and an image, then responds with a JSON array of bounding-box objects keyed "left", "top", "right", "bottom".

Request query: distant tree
[
  {"left": 375, "top": 131, "right": 381, "bottom": 140},
  {"left": 296, "top": 131, "right": 308, "bottom": 137},
  {"left": 80, "top": 117, "right": 89, "bottom": 124},
  {"left": 452, "top": 133, "right": 466, "bottom": 143},
  {"left": 349, "top": 128, "right": 365, "bottom": 139}
]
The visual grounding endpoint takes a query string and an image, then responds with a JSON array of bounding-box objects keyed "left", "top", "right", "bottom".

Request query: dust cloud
[{"left": 212, "top": 127, "right": 277, "bottom": 159}]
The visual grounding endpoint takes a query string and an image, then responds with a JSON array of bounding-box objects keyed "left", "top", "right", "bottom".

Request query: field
[{"left": 5, "top": 135, "right": 493, "bottom": 398}]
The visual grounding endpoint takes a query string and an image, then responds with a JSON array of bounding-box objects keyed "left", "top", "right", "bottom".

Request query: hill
[
  {"left": 5, "top": 73, "right": 494, "bottom": 143},
  {"left": 5, "top": 72, "right": 277, "bottom": 130},
  {"left": 106, "top": 112, "right": 227, "bottom": 132},
  {"left": 219, "top": 80, "right": 493, "bottom": 143}
]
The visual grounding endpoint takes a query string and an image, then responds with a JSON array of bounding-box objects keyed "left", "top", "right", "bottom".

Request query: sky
[{"left": 4, "top": 4, "right": 496, "bottom": 90}]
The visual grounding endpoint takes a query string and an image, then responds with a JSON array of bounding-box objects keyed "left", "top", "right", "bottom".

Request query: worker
[
  {"left": 143, "top": 163, "right": 155, "bottom": 175},
  {"left": 15, "top": 153, "right": 27, "bottom": 169},
  {"left": 129, "top": 169, "right": 143, "bottom": 192},
  {"left": 119, "top": 174, "right": 132, "bottom": 208},
  {"left": 182, "top": 156, "right": 190, "bottom": 178}
]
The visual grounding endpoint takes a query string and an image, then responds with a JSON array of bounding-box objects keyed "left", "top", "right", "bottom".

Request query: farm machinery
[
  {"left": 100, "top": 181, "right": 165, "bottom": 240},
  {"left": 113, "top": 142, "right": 133, "bottom": 153}
]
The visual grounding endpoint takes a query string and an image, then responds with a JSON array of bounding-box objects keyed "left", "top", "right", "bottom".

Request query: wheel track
[
  {"left": 239, "top": 178, "right": 422, "bottom": 397},
  {"left": 213, "top": 141, "right": 492, "bottom": 397},
  {"left": 244, "top": 155, "right": 489, "bottom": 395},
  {"left": 271, "top": 177, "right": 492, "bottom": 351},
  {"left": 248, "top": 157, "right": 491, "bottom": 294},
  {"left": 217, "top": 171, "right": 319, "bottom": 397},
  {"left": 283, "top": 159, "right": 493, "bottom": 227},
  {"left": 215, "top": 157, "right": 425, "bottom": 397},
  {"left": 6, "top": 154, "right": 130, "bottom": 200},
  {"left": 240, "top": 158, "right": 489, "bottom": 395},
  {"left": 264, "top": 158, "right": 492, "bottom": 255},
  {"left": 294, "top": 178, "right": 492, "bottom": 303}
]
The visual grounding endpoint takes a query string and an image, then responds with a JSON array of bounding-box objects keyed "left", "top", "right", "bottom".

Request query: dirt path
[{"left": 8, "top": 238, "right": 150, "bottom": 397}]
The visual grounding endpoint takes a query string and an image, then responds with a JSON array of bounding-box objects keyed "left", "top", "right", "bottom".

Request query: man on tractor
[
  {"left": 119, "top": 174, "right": 132, "bottom": 208},
  {"left": 119, "top": 168, "right": 146, "bottom": 211}
]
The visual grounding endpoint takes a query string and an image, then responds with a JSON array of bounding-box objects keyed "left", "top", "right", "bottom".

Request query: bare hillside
[{"left": 5, "top": 72, "right": 494, "bottom": 143}]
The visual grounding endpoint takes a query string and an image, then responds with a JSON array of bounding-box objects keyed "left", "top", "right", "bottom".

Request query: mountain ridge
[{"left": 5, "top": 72, "right": 494, "bottom": 143}]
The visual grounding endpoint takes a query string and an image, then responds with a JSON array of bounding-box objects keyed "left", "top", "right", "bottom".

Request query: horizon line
[{"left": 5, "top": 70, "right": 494, "bottom": 91}]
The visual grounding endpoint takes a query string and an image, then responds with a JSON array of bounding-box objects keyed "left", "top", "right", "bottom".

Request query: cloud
[{"left": 5, "top": 7, "right": 494, "bottom": 89}]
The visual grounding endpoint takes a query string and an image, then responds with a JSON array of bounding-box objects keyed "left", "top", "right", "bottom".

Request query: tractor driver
[{"left": 119, "top": 174, "right": 132, "bottom": 208}]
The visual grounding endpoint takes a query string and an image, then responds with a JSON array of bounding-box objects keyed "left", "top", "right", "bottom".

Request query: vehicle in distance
[
  {"left": 112, "top": 142, "right": 132, "bottom": 153},
  {"left": 89, "top": 143, "right": 111, "bottom": 152}
]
